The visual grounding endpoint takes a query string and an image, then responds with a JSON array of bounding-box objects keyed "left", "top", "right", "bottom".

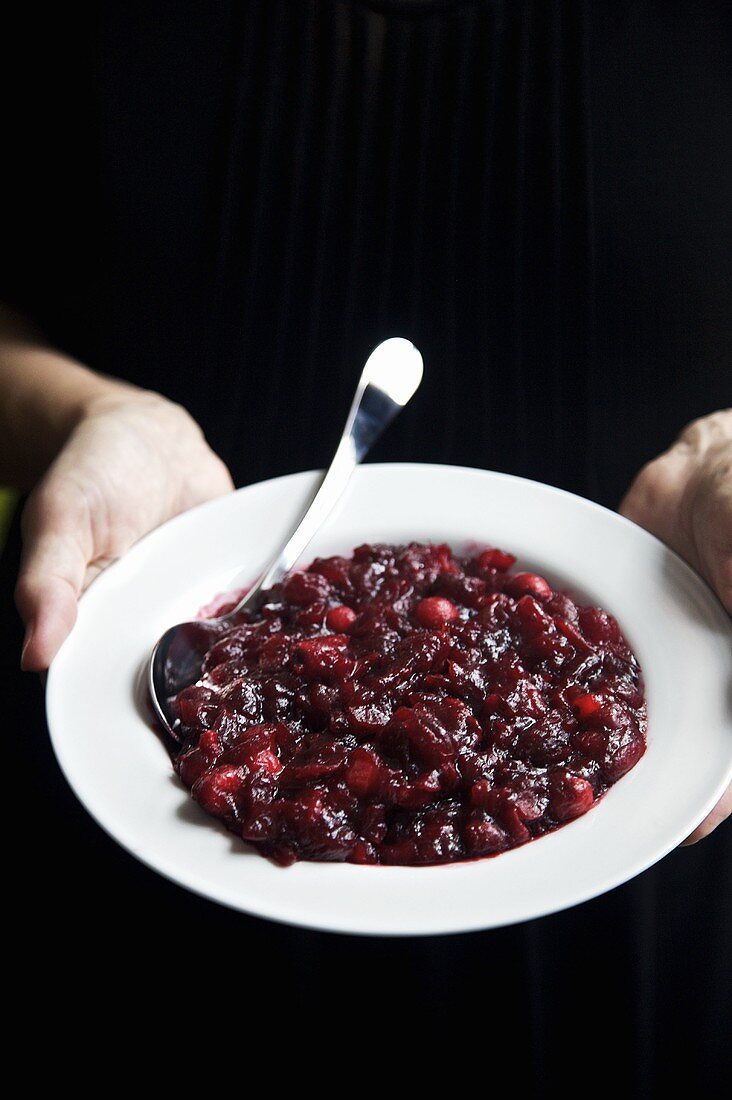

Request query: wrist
[
  {"left": 17, "top": 347, "right": 124, "bottom": 438},
  {"left": 81, "top": 385, "right": 197, "bottom": 443},
  {"left": 0, "top": 340, "right": 141, "bottom": 488}
]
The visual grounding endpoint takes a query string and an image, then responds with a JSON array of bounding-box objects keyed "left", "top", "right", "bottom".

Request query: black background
[{"left": 2, "top": 2, "right": 730, "bottom": 1088}]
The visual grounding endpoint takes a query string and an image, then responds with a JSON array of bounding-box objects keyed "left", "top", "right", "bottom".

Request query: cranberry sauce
[{"left": 169, "top": 543, "right": 647, "bottom": 865}]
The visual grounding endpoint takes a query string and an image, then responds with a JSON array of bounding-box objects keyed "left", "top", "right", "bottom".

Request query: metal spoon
[{"left": 148, "top": 337, "right": 424, "bottom": 739}]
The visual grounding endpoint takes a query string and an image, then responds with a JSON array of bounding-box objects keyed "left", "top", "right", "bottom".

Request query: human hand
[
  {"left": 619, "top": 408, "right": 732, "bottom": 843},
  {"left": 16, "top": 388, "right": 233, "bottom": 672}
]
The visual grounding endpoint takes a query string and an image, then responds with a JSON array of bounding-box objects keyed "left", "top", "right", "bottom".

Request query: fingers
[
  {"left": 692, "top": 458, "right": 732, "bottom": 615},
  {"left": 620, "top": 439, "right": 732, "bottom": 614},
  {"left": 618, "top": 446, "right": 692, "bottom": 556},
  {"left": 709, "top": 554, "right": 732, "bottom": 615},
  {"left": 682, "top": 782, "right": 732, "bottom": 845},
  {"left": 621, "top": 424, "right": 732, "bottom": 846},
  {"left": 15, "top": 485, "right": 90, "bottom": 672},
  {"left": 701, "top": 529, "right": 732, "bottom": 615}
]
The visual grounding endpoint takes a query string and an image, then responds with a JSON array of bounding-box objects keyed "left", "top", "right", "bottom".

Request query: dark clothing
[{"left": 2, "top": 1, "right": 730, "bottom": 1087}]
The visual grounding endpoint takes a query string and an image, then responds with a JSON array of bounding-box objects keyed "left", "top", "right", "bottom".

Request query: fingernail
[{"left": 20, "top": 623, "right": 34, "bottom": 671}]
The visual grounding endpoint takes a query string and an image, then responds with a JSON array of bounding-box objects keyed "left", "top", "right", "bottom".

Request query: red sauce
[{"left": 169, "top": 543, "right": 647, "bottom": 865}]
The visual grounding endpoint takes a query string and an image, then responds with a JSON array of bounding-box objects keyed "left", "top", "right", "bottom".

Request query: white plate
[{"left": 46, "top": 464, "right": 732, "bottom": 936}]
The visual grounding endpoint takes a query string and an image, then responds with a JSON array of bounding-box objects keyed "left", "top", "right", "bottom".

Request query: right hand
[{"left": 16, "top": 388, "right": 233, "bottom": 671}]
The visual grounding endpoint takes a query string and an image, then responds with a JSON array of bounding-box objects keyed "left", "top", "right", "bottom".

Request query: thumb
[{"left": 15, "top": 485, "right": 90, "bottom": 672}]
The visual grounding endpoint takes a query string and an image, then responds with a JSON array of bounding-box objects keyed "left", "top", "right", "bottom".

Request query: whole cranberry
[
  {"left": 477, "top": 548, "right": 517, "bottom": 572},
  {"left": 326, "top": 605, "right": 358, "bottom": 632},
  {"left": 415, "top": 596, "right": 460, "bottom": 627},
  {"left": 505, "top": 572, "right": 553, "bottom": 601}
]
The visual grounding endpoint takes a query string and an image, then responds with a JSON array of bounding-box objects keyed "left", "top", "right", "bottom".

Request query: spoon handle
[{"left": 234, "top": 338, "right": 423, "bottom": 612}]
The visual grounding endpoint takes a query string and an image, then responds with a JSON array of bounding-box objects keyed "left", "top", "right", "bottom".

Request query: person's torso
[{"left": 7, "top": 0, "right": 731, "bottom": 504}]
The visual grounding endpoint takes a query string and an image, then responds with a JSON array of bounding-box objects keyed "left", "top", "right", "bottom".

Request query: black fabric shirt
[
  {"left": 7, "top": 0, "right": 730, "bottom": 501},
  {"left": 2, "top": 1, "right": 730, "bottom": 1084}
]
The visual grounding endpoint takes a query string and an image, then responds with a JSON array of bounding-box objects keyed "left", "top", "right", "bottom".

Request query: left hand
[{"left": 619, "top": 408, "right": 732, "bottom": 844}]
